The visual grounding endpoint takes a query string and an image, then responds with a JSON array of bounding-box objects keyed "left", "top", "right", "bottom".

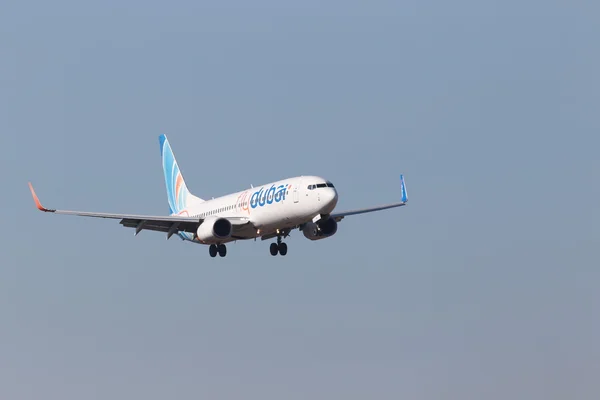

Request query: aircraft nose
[{"left": 324, "top": 187, "right": 338, "bottom": 212}]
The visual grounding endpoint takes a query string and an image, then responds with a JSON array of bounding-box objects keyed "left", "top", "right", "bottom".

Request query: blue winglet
[{"left": 400, "top": 174, "right": 408, "bottom": 202}]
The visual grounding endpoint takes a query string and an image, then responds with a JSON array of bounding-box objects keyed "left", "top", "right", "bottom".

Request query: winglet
[
  {"left": 28, "top": 182, "right": 55, "bottom": 212},
  {"left": 400, "top": 174, "right": 408, "bottom": 203}
]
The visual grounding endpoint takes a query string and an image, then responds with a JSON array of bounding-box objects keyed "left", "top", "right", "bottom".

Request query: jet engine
[
  {"left": 196, "top": 217, "right": 232, "bottom": 243},
  {"left": 302, "top": 217, "right": 338, "bottom": 240}
]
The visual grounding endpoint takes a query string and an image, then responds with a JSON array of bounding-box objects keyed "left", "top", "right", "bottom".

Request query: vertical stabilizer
[{"left": 159, "top": 134, "right": 204, "bottom": 214}]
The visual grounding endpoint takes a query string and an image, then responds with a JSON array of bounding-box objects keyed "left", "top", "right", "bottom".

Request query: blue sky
[{"left": 2, "top": 1, "right": 599, "bottom": 399}]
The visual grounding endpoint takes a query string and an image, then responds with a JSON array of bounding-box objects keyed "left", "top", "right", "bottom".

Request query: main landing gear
[
  {"left": 209, "top": 244, "right": 227, "bottom": 258},
  {"left": 270, "top": 234, "right": 288, "bottom": 256}
]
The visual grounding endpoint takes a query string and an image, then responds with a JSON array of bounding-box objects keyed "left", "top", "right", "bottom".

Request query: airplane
[{"left": 28, "top": 134, "right": 408, "bottom": 257}]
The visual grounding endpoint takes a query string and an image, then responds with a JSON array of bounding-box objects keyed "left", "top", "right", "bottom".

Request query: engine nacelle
[
  {"left": 196, "top": 217, "right": 232, "bottom": 243},
  {"left": 302, "top": 217, "right": 338, "bottom": 241}
]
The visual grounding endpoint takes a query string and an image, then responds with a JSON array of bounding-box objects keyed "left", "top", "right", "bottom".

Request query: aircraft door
[{"left": 293, "top": 185, "right": 299, "bottom": 203}]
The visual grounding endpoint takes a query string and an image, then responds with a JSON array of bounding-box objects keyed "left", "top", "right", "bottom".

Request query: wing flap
[{"left": 119, "top": 218, "right": 199, "bottom": 233}]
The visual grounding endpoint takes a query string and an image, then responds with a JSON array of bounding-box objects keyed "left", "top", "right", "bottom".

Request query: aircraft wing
[
  {"left": 330, "top": 202, "right": 406, "bottom": 222},
  {"left": 27, "top": 183, "right": 251, "bottom": 238},
  {"left": 121, "top": 215, "right": 253, "bottom": 239},
  {"left": 330, "top": 175, "right": 408, "bottom": 222}
]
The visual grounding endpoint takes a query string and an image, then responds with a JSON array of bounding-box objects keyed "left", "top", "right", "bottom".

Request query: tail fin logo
[{"left": 160, "top": 134, "right": 191, "bottom": 214}]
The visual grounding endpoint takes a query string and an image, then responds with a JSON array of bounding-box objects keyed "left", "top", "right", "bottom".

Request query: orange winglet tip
[{"left": 28, "top": 182, "right": 55, "bottom": 212}]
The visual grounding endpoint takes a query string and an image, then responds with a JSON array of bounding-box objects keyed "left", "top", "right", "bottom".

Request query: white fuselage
[{"left": 176, "top": 175, "right": 338, "bottom": 243}]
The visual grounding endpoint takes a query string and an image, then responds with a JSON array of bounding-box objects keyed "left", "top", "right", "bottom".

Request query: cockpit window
[{"left": 308, "top": 182, "right": 335, "bottom": 189}]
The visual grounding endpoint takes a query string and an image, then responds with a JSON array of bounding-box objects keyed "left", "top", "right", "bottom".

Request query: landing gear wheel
[
  {"left": 209, "top": 244, "right": 218, "bottom": 258},
  {"left": 278, "top": 242, "right": 288, "bottom": 256},
  {"left": 270, "top": 243, "right": 279, "bottom": 256},
  {"left": 218, "top": 244, "right": 227, "bottom": 257}
]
